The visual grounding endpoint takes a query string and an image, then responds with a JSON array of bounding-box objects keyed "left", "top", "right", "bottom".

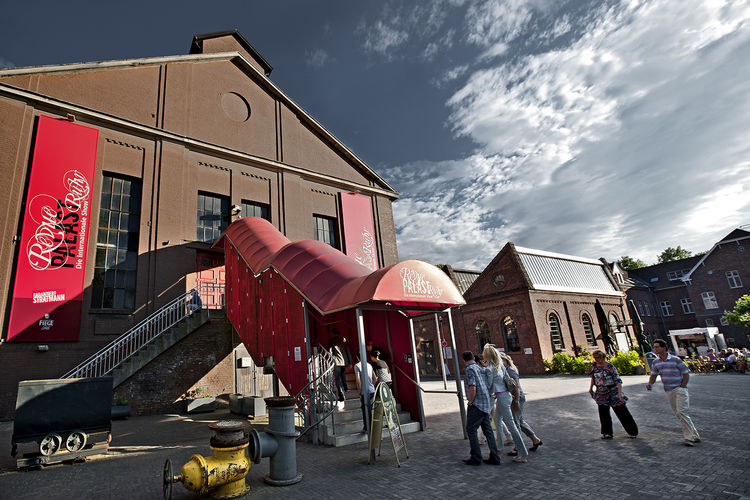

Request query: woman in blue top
[{"left": 588, "top": 350, "right": 638, "bottom": 439}]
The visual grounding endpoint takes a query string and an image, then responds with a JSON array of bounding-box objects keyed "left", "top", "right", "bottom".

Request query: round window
[{"left": 493, "top": 274, "right": 506, "bottom": 288}]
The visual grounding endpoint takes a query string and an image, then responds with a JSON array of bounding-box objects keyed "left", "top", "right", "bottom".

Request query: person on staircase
[
  {"left": 370, "top": 349, "right": 392, "bottom": 391},
  {"left": 328, "top": 330, "right": 352, "bottom": 409},
  {"left": 354, "top": 353, "right": 376, "bottom": 433}
]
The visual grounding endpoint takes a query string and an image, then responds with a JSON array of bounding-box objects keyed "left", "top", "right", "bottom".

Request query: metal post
[
  {"left": 408, "top": 317, "right": 426, "bottom": 431},
  {"left": 446, "top": 308, "right": 467, "bottom": 438},
  {"left": 355, "top": 307, "right": 371, "bottom": 433},
  {"left": 434, "top": 313, "right": 447, "bottom": 390},
  {"left": 384, "top": 311, "right": 397, "bottom": 396},
  {"left": 302, "top": 300, "right": 316, "bottom": 445}
]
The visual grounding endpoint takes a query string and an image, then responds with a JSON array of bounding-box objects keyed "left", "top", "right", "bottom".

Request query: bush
[
  {"left": 609, "top": 350, "right": 645, "bottom": 375},
  {"left": 571, "top": 355, "right": 594, "bottom": 375},
  {"left": 550, "top": 352, "right": 575, "bottom": 374}
]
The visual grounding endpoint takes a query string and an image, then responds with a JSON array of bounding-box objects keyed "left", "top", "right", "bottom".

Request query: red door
[{"left": 196, "top": 251, "right": 225, "bottom": 308}]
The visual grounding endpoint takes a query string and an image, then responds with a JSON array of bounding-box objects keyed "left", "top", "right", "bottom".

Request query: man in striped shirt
[
  {"left": 462, "top": 351, "right": 500, "bottom": 465},
  {"left": 647, "top": 339, "right": 701, "bottom": 446}
]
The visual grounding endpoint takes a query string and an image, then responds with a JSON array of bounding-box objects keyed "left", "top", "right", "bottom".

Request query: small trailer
[{"left": 11, "top": 377, "right": 113, "bottom": 468}]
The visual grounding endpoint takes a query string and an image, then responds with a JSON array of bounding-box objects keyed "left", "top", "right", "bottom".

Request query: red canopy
[{"left": 215, "top": 218, "right": 465, "bottom": 314}]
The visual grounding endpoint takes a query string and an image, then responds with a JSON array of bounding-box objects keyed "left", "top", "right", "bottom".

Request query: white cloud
[
  {"left": 393, "top": 0, "right": 750, "bottom": 268},
  {"left": 305, "top": 48, "right": 331, "bottom": 68},
  {"left": 0, "top": 57, "right": 15, "bottom": 69},
  {"left": 363, "top": 20, "right": 410, "bottom": 58}
]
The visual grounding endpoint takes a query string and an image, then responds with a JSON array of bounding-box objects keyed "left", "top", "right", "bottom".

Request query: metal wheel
[
  {"left": 65, "top": 431, "right": 87, "bottom": 452},
  {"left": 163, "top": 458, "right": 173, "bottom": 500},
  {"left": 39, "top": 433, "right": 62, "bottom": 456}
]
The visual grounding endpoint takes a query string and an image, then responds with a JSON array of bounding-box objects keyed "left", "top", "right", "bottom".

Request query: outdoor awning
[{"left": 215, "top": 217, "right": 466, "bottom": 314}]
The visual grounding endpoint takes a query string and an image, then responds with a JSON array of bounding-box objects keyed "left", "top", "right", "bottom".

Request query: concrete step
[
  {"left": 325, "top": 420, "right": 421, "bottom": 447},
  {"left": 324, "top": 410, "right": 413, "bottom": 436}
]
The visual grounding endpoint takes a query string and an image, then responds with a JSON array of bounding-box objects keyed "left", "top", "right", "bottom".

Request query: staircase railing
[
  {"left": 61, "top": 283, "right": 224, "bottom": 379},
  {"left": 294, "top": 344, "right": 337, "bottom": 441}
]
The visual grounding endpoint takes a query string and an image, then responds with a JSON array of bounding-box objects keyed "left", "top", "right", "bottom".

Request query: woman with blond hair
[
  {"left": 498, "top": 351, "right": 543, "bottom": 455},
  {"left": 482, "top": 344, "right": 529, "bottom": 463}
]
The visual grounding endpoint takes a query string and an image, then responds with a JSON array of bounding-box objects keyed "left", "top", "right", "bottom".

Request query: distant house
[
  {"left": 417, "top": 243, "right": 635, "bottom": 375},
  {"left": 621, "top": 228, "right": 750, "bottom": 349}
]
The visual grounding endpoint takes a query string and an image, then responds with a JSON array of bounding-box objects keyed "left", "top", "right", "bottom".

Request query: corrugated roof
[
  {"left": 452, "top": 269, "right": 480, "bottom": 294},
  {"left": 515, "top": 246, "right": 621, "bottom": 296}
]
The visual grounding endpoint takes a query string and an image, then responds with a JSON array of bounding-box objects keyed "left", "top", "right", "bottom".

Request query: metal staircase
[{"left": 61, "top": 284, "right": 223, "bottom": 385}]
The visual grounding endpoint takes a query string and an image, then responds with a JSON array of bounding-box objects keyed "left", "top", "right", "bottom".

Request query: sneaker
[
  {"left": 683, "top": 439, "right": 694, "bottom": 446},
  {"left": 692, "top": 437, "right": 701, "bottom": 443}
]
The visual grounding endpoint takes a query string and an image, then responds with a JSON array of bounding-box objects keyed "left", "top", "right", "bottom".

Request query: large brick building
[
  {"left": 619, "top": 228, "right": 750, "bottom": 349},
  {"left": 417, "top": 243, "right": 635, "bottom": 375},
  {"left": 0, "top": 31, "right": 399, "bottom": 419}
]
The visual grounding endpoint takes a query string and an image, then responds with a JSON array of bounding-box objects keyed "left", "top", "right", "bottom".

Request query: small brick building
[{"left": 416, "top": 243, "right": 635, "bottom": 375}]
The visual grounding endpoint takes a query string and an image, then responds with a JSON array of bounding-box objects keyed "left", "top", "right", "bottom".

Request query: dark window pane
[
  {"left": 91, "top": 288, "right": 103, "bottom": 308},
  {"left": 95, "top": 248, "right": 106, "bottom": 267},
  {"left": 103, "top": 289, "right": 114, "bottom": 308},
  {"left": 113, "top": 289, "right": 125, "bottom": 309},
  {"left": 99, "top": 209, "right": 109, "bottom": 228},
  {"left": 111, "top": 194, "right": 121, "bottom": 211},
  {"left": 124, "top": 291, "right": 135, "bottom": 310},
  {"left": 115, "top": 270, "right": 126, "bottom": 289},
  {"left": 119, "top": 213, "right": 129, "bottom": 231}
]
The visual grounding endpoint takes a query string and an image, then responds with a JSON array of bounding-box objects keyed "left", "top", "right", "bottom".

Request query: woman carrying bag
[{"left": 589, "top": 349, "right": 638, "bottom": 439}]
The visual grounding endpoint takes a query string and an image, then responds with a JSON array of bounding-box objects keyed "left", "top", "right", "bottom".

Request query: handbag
[{"left": 502, "top": 365, "right": 518, "bottom": 394}]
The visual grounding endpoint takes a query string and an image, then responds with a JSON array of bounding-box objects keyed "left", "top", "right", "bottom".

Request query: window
[
  {"left": 197, "top": 192, "right": 230, "bottom": 243},
  {"left": 475, "top": 320, "right": 491, "bottom": 351},
  {"left": 92, "top": 174, "right": 141, "bottom": 310},
  {"left": 637, "top": 301, "right": 646, "bottom": 316},
  {"left": 646, "top": 302, "right": 655, "bottom": 316},
  {"left": 705, "top": 318, "right": 714, "bottom": 327},
  {"left": 701, "top": 291, "right": 718, "bottom": 310},
  {"left": 493, "top": 274, "right": 506, "bottom": 288},
  {"left": 726, "top": 270, "right": 742, "bottom": 289},
  {"left": 680, "top": 298, "right": 693, "bottom": 314},
  {"left": 582, "top": 313, "right": 597, "bottom": 346},
  {"left": 501, "top": 316, "right": 521, "bottom": 352},
  {"left": 614, "top": 273, "right": 624, "bottom": 284},
  {"left": 549, "top": 313, "right": 564, "bottom": 351},
  {"left": 609, "top": 313, "right": 620, "bottom": 331},
  {"left": 720, "top": 317, "right": 729, "bottom": 326},
  {"left": 241, "top": 200, "right": 270, "bottom": 221},
  {"left": 660, "top": 301, "right": 673, "bottom": 316},
  {"left": 313, "top": 214, "right": 339, "bottom": 249}
]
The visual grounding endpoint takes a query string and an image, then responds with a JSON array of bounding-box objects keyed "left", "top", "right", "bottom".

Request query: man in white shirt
[{"left": 354, "top": 353, "right": 376, "bottom": 433}]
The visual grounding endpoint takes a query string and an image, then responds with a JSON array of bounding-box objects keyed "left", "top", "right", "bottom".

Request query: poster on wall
[
  {"left": 340, "top": 192, "right": 378, "bottom": 271},
  {"left": 6, "top": 115, "right": 99, "bottom": 342}
]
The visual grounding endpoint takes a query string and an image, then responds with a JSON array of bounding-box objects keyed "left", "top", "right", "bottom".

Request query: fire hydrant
[
  {"left": 248, "top": 396, "right": 303, "bottom": 486},
  {"left": 163, "top": 420, "right": 251, "bottom": 500}
]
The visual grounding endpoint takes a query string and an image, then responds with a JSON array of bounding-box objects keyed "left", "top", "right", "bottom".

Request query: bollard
[
  {"left": 163, "top": 420, "right": 251, "bottom": 500},
  {"left": 247, "top": 396, "right": 303, "bottom": 486}
]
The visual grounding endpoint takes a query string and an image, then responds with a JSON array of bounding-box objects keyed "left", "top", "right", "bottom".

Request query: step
[
  {"left": 326, "top": 420, "right": 421, "bottom": 447},
  {"left": 324, "top": 411, "right": 413, "bottom": 436}
]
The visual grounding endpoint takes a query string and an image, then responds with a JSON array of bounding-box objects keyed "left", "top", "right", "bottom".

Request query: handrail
[
  {"left": 393, "top": 363, "right": 460, "bottom": 395},
  {"left": 294, "top": 344, "right": 337, "bottom": 439},
  {"left": 61, "top": 283, "right": 224, "bottom": 379}
]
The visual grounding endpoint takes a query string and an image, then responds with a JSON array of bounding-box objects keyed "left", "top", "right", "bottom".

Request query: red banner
[
  {"left": 340, "top": 192, "right": 378, "bottom": 271},
  {"left": 7, "top": 116, "right": 99, "bottom": 342}
]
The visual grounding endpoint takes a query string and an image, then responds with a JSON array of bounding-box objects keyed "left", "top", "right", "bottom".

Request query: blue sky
[{"left": 2, "top": 0, "right": 749, "bottom": 270}]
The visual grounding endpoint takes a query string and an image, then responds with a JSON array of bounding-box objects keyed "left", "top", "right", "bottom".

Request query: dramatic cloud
[{"left": 388, "top": 0, "right": 750, "bottom": 269}]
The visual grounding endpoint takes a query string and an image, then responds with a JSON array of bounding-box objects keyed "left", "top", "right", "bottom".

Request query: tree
[
  {"left": 657, "top": 246, "right": 692, "bottom": 263},
  {"left": 723, "top": 294, "right": 750, "bottom": 327},
  {"left": 618, "top": 255, "right": 645, "bottom": 270}
]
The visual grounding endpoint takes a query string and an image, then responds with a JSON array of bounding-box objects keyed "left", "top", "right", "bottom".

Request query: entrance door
[{"left": 196, "top": 251, "right": 225, "bottom": 308}]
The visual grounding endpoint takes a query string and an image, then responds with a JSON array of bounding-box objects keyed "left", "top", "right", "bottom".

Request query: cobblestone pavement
[{"left": 0, "top": 373, "right": 747, "bottom": 499}]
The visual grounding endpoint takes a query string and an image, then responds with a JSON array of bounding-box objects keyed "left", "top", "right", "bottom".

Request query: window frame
[
  {"left": 660, "top": 301, "right": 673, "bottom": 317},
  {"left": 500, "top": 316, "right": 521, "bottom": 352},
  {"left": 680, "top": 297, "right": 693, "bottom": 314},
  {"left": 197, "top": 192, "right": 230, "bottom": 243},
  {"left": 475, "top": 320, "right": 491, "bottom": 352},
  {"left": 549, "top": 312, "right": 564, "bottom": 351},
  {"left": 726, "top": 270, "right": 742, "bottom": 289},
  {"left": 241, "top": 200, "right": 271, "bottom": 221},
  {"left": 582, "top": 313, "right": 597, "bottom": 346},
  {"left": 312, "top": 214, "right": 339, "bottom": 250},
  {"left": 701, "top": 291, "right": 718, "bottom": 310}
]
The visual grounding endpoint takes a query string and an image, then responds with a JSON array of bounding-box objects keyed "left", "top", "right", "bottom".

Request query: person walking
[
  {"left": 461, "top": 350, "right": 501, "bottom": 466},
  {"left": 328, "top": 330, "right": 352, "bottom": 407},
  {"left": 484, "top": 345, "right": 529, "bottom": 463},
  {"left": 647, "top": 339, "right": 701, "bottom": 446},
  {"left": 498, "top": 351, "right": 543, "bottom": 453},
  {"left": 370, "top": 349, "right": 392, "bottom": 390},
  {"left": 353, "top": 353, "right": 375, "bottom": 434},
  {"left": 589, "top": 350, "right": 638, "bottom": 439}
]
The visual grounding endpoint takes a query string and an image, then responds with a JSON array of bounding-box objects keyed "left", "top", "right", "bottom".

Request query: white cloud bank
[{"left": 388, "top": 0, "right": 750, "bottom": 269}]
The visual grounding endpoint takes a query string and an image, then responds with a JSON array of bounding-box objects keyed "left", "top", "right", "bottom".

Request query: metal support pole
[
  {"left": 408, "top": 317, "right": 426, "bottom": 431},
  {"left": 384, "top": 311, "right": 397, "bottom": 396},
  {"left": 446, "top": 309, "right": 467, "bottom": 438},
  {"left": 355, "top": 307, "right": 371, "bottom": 433},
  {"left": 434, "top": 313, "right": 447, "bottom": 390},
  {"left": 302, "top": 300, "right": 316, "bottom": 445}
]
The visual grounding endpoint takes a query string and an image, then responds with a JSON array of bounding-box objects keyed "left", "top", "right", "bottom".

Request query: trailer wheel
[
  {"left": 39, "top": 433, "right": 62, "bottom": 456},
  {"left": 65, "top": 431, "right": 87, "bottom": 452},
  {"left": 163, "top": 458, "right": 173, "bottom": 500}
]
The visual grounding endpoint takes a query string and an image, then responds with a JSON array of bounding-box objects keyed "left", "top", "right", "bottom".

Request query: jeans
[
  {"left": 666, "top": 387, "right": 700, "bottom": 441},
  {"left": 334, "top": 365, "right": 348, "bottom": 401},
  {"left": 511, "top": 394, "right": 537, "bottom": 440},
  {"left": 493, "top": 392, "right": 528, "bottom": 456},
  {"left": 466, "top": 404, "right": 499, "bottom": 463},
  {"left": 360, "top": 392, "right": 374, "bottom": 430}
]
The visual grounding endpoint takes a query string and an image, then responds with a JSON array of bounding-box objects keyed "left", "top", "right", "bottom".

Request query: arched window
[
  {"left": 475, "top": 320, "right": 491, "bottom": 351},
  {"left": 549, "top": 313, "right": 564, "bottom": 351},
  {"left": 501, "top": 316, "right": 521, "bottom": 352},
  {"left": 609, "top": 313, "right": 620, "bottom": 332},
  {"left": 582, "top": 313, "right": 597, "bottom": 346}
]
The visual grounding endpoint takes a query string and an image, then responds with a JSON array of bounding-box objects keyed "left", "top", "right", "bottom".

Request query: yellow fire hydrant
[{"left": 163, "top": 421, "right": 251, "bottom": 500}]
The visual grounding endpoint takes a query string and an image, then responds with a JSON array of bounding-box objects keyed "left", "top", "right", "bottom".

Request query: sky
[{"left": 1, "top": 0, "right": 749, "bottom": 271}]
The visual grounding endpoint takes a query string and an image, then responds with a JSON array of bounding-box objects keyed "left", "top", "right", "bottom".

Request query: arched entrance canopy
[
  {"left": 214, "top": 217, "right": 467, "bottom": 436},
  {"left": 214, "top": 217, "right": 466, "bottom": 314}
]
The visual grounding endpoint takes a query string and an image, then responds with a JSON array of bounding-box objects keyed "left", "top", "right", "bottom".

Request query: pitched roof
[
  {"left": 684, "top": 227, "right": 750, "bottom": 280},
  {"left": 513, "top": 246, "right": 622, "bottom": 296},
  {"left": 627, "top": 256, "right": 701, "bottom": 290}
]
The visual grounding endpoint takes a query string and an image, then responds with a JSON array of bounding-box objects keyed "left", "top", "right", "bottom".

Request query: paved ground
[{"left": 0, "top": 373, "right": 748, "bottom": 499}]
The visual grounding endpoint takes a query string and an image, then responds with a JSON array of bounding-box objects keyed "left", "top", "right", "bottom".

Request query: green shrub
[
  {"left": 572, "top": 356, "right": 593, "bottom": 375},
  {"left": 550, "top": 352, "right": 575, "bottom": 374},
  {"left": 609, "top": 350, "right": 645, "bottom": 375}
]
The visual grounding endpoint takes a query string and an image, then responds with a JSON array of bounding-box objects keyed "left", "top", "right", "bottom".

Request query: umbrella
[
  {"left": 595, "top": 299, "right": 617, "bottom": 355},
  {"left": 627, "top": 300, "right": 650, "bottom": 353}
]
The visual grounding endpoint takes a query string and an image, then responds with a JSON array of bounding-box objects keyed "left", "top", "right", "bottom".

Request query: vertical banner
[
  {"left": 340, "top": 192, "right": 378, "bottom": 271},
  {"left": 7, "top": 115, "right": 99, "bottom": 342}
]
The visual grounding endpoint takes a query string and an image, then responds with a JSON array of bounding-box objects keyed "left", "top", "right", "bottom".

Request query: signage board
[
  {"left": 7, "top": 116, "right": 99, "bottom": 342},
  {"left": 368, "top": 383, "right": 408, "bottom": 466},
  {"left": 340, "top": 192, "right": 378, "bottom": 271}
]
